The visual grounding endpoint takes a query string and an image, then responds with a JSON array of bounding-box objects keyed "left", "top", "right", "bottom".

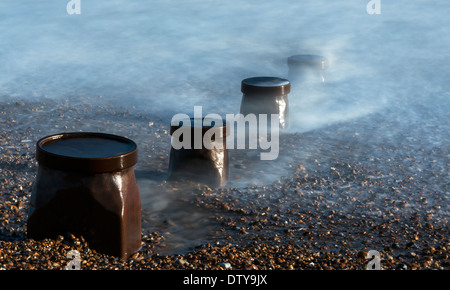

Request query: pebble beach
[{"left": 0, "top": 95, "right": 448, "bottom": 270}]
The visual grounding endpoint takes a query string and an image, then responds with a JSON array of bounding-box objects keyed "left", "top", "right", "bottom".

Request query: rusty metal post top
[
  {"left": 241, "top": 76, "right": 291, "bottom": 96},
  {"left": 36, "top": 132, "right": 138, "bottom": 173}
]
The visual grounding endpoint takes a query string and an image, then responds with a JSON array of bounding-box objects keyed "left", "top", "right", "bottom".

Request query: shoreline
[{"left": 0, "top": 97, "right": 448, "bottom": 270}]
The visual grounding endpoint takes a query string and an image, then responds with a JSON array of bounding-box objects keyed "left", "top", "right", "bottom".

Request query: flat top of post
[
  {"left": 287, "top": 55, "right": 329, "bottom": 69},
  {"left": 241, "top": 76, "right": 291, "bottom": 96}
]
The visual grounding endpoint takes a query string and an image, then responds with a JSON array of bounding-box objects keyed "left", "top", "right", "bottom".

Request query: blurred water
[
  {"left": 1, "top": 0, "right": 449, "bottom": 254},
  {"left": 1, "top": 1, "right": 448, "bottom": 127}
]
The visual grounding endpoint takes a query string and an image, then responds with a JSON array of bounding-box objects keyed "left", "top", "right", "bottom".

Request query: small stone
[
  {"left": 357, "top": 250, "right": 368, "bottom": 259},
  {"left": 176, "top": 258, "right": 188, "bottom": 266},
  {"left": 406, "top": 241, "right": 418, "bottom": 249},
  {"left": 391, "top": 242, "right": 400, "bottom": 249},
  {"left": 220, "top": 262, "right": 231, "bottom": 269},
  {"left": 397, "top": 263, "right": 408, "bottom": 270},
  {"left": 419, "top": 197, "right": 428, "bottom": 204}
]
